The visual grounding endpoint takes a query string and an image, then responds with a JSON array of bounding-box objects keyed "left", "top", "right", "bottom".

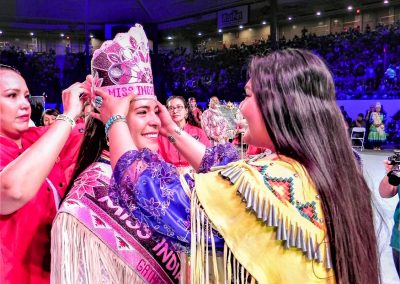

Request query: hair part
[{"left": 249, "top": 49, "right": 380, "bottom": 283}]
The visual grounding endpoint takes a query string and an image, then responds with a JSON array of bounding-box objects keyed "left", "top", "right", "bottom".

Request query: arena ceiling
[{"left": 0, "top": 0, "right": 398, "bottom": 39}]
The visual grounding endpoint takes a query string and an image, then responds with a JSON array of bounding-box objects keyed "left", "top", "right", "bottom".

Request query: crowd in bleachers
[
  {"left": 1, "top": 21, "right": 399, "bottom": 148},
  {"left": 1, "top": 22, "right": 399, "bottom": 104},
  {"left": 159, "top": 21, "right": 400, "bottom": 101}
]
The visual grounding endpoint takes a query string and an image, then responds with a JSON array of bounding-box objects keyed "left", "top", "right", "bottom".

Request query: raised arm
[{"left": 0, "top": 82, "right": 86, "bottom": 214}]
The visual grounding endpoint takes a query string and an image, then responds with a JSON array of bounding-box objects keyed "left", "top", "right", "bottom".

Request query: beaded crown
[{"left": 91, "top": 24, "right": 155, "bottom": 99}]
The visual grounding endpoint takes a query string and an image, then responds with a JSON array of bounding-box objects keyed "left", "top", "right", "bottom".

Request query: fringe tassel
[
  {"left": 218, "top": 165, "right": 332, "bottom": 270},
  {"left": 51, "top": 213, "right": 146, "bottom": 284},
  {"left": 191, "top": 190, "right": 257, "bottom": 283}
]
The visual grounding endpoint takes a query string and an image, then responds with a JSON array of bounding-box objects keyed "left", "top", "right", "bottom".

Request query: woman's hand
[
  {"left": 62, "top": 82, "right": 88, "bottom": 119},
  {"left": 91, "top": 87, "right": 133, "bottom": 124},
  {"left": 156, "top": 101, "right": 178, "bottom": 136},
  {"left": 379, "top": 159, "right": 397, "bottom": 198},
  {"left": 383, "top": 159, "right": 393, "bottom": 173}
]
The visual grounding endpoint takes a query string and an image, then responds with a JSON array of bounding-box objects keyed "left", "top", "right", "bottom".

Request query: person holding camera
[{"left": 379, "top": 154, "right": 400, "bottom": 279}]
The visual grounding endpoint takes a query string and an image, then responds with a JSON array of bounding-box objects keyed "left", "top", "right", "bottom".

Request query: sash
[{"left": 57, "top": 162, "right": 182, "bottom": 283}]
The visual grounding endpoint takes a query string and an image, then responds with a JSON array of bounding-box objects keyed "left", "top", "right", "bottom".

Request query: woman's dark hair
[
  {"left": 0, "top": 64, "right": 21, "bottom": 74},
  {"left": 61, "top": 116, "right": 108, "bottom": 203},
  {"left": 248, "top": 49, "right": 379, "bottom": 283},
  {"left": 43, "top": 108, "right": 60, "bottom": 117}
]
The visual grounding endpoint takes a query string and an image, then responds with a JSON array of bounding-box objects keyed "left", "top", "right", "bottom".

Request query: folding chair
[{"left": 351, "top": 127, "right": 366, "bottom": 151}]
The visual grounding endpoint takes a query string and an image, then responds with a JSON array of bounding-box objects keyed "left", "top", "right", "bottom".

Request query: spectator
[
  {"left": 201, "top": 96, "right": 229, "bottom": 145},
  {"left": 41, "top": 108, "right": 60, "bottom": 126},
  {"left": 379, "top": 159, "right": 400, "bottom": 279}
]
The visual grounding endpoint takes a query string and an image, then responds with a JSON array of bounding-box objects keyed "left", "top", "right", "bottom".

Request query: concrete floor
[{"left": 360, "top": 150, "right": 399, "bottom": 284}]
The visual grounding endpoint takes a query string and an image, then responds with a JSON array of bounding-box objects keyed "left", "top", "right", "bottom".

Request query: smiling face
[
  {"left": 126, "top": 98, "right": 161, "bottom": 152},
  {"left": 167, "top": 97, "right": 188, "bottom": 126},
  {"left": 0, "top": 70, "right": 31, "bottom": 142},
  {"left": 240, "top": 80, "right": 275, "bottom": 151}
]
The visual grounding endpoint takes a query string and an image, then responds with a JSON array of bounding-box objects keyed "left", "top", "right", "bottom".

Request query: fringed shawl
[
  {"left": 191, "top": 155, "right": 335, "bottom": 283},
  {"left": 51, "top": 160, "right": 184, "bottom": 284}
]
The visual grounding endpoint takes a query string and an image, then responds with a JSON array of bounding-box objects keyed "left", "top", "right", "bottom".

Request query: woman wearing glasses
[
  {"left": 158, "top": 96, "right": 210, "bottom": 173},
  {"left": 0, "top": 64, "right": 85, "bottom": 283}
]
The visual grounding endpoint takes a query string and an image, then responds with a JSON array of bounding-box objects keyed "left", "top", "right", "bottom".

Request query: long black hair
[
  {"left": 61, "top": 116, "right": 108, "bottom": 203},
  {"left": 249, "top": 49, "right": 379, "bottom": 283}
]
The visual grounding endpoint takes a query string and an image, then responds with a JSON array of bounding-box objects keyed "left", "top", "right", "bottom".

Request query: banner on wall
[{"left": 217, "top": 5, "right": 248, "bottom": 29}]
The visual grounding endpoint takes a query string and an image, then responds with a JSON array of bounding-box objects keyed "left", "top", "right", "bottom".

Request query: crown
[{"left": 91, "top": 24, "right": 155, "bottom": 99}]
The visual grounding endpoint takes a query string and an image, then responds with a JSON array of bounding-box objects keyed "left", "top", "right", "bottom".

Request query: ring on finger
[{"left": 94, "top": 95, "right": 103, "bottom": 109}]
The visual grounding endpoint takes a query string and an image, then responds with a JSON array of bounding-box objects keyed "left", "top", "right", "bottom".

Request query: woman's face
[
  {"left": 43, "top": 114, "right": 57, "bottom": 126},
  {"left": 127, "top": 98, "right": 161, "bottom": 152},
  {"left": 0, "top": 70, "right": 31, "bottom": 140},
  {"left": 240, "top": 80, "right": 275, "bottom": 151},
  {"left": 189, "top": 99, "right": 197, "bottom": 108},
  {"left": 167, "top": 98, "right": 188, "bottom": 125},
  {"left": 209, "top": 97, "right": 219, "bottom": 109}
]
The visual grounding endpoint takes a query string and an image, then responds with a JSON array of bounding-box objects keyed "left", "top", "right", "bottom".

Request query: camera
[{"left": 387, "top": 149, "right": 400, "bottom": 186}]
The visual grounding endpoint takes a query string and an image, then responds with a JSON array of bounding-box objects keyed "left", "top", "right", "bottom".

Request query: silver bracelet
[
  {"left": 167, "top": 127, "right": 182, "bottom": 143},
  {"left": 56, "top": 114, "right": 76, "bottom": 128}
]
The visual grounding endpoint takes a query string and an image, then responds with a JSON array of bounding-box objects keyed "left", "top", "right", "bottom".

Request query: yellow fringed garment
[{"left": 191, "top": 156, "right": 336, "bottom": 284}]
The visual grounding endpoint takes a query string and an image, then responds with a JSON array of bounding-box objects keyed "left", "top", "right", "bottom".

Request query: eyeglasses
[{"left": 168, "top": 105, "right": 185, "bottom": 112}]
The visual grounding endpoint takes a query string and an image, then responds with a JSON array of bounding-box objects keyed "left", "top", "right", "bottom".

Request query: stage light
[
  {"left": 347, "top": 6, "right": 353, "bottom": 11},
  {"left": 60, "top": 33, "right": 64, "bottom": 37},
  {"left": 356, "top": 9, "right": 361, "bottom": 14},
  {"left": 239, "top": 25, "right": 243, "bottom": 29},
  {"left": 218, "top": 29, "right": 222, "bottom": 33},
  {"left": 0, "top": 30, "right": 3, "bottom": 35},
  {"left": 90, "top": 34, "right": 94, "bottom": 38},
  {"left": 30, "top": 32, "right": 34, "bottom": 36},
  {"left": 198, "top": 32, "right": 202, "bottom": 36},
  {"left": 384, "top": 0, "right": 389, "bottom": 4},
  {"left": 262, "top": 21, "right": 266, "bottom": 25},
  {"left": 167, "top": 36, "right": 173, "bottom": 40},
  {"left": 288, "top": 16, "right": 292, "bottom": 21},
  {"left": 316, "top": 11, "right": 321, "bottom": 16}
]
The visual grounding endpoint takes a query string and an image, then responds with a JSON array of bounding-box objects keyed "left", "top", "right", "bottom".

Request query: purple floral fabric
[
  {"left": 109, "top": 145, "right": 238, "bottom": 250},
  {"left": 198, "top": 143, "right": 239, "bottom": 172}
]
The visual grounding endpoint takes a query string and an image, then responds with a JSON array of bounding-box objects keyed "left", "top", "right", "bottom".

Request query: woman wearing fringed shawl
[{"left": 95, "top": 49, "right": 380, "bottom": 284}]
